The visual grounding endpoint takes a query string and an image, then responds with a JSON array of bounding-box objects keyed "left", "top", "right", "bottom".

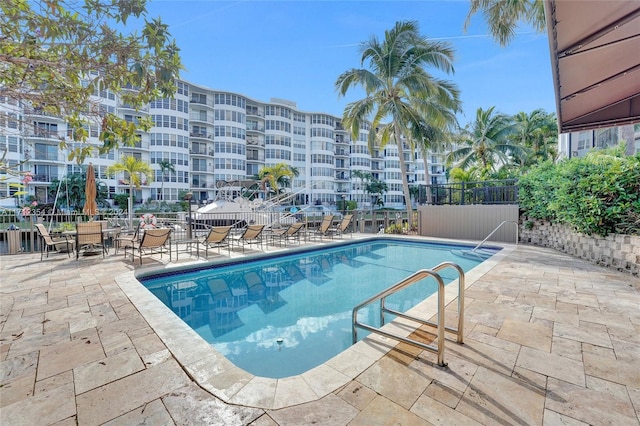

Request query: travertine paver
[
  {"left": 268, "top": 393, "right": 359, "bottom": 426},
  {"left": 1, "top": 239, "right": 639, "bottom": 425}
]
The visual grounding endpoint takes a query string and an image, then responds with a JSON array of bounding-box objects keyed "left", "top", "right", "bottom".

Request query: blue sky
[{"left": 146, "top": 0, "right": 556, "bottom": 127}]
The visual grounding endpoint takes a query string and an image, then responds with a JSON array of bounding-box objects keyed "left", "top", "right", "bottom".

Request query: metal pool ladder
[{"left": 351, "top": 262, "right": 465, "bottom": 367}]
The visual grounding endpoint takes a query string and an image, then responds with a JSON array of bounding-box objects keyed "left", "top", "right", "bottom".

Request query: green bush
[{"left": 519, "top": 152, "right": 640, "bottom": 236}]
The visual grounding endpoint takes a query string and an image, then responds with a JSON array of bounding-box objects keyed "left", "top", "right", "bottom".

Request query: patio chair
[
  {"left": 201, "top": 226, "right": 232, "bottom": 256},
  {"left": 35, "top": 224, "right": 74, "bottom": 260},
  {"left": 124, "top": 228, "right": 172, "bottom": 264},
  {"left": 233, "top": 224, "right": 265, "bottom": 252},
  {"left": 76, "top": 222, "right": 105, "bottom": 259},
  {"left": 115, "top": 223, "right": 141, "bottom": 254},
  {"left": 309, "top": 214, "right": 334, "bottom": 240},
  {"left": 269, "top": 222, "right": 305, "bottom": 246},
  {"left": 328, "top": 214, "right": 354, "bottom": 239}
]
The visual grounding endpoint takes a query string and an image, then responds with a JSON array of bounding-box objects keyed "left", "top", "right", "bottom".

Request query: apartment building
[
  {"left": 557, "top": 124, "right": 640, "bottom": 159},
  {"left": 0, "top": 81, "right": 449, "bottom": 209}
]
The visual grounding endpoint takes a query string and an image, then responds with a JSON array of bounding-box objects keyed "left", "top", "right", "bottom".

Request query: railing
[
  {"left": 352, "top": 262, "right": 465, "bottom": 366},
  {"left": 420, "top": 180, "right": 518, "bottom": 205},
  {"left": 471, "top": 220, "right": 519, "bottom": 251}
]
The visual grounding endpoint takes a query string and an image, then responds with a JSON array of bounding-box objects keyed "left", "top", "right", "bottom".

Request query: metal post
[{"left": 185, "top": 192, "right": 193, "bottom": 239}]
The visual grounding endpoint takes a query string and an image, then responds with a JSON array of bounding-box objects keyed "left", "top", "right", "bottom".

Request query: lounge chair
[
  {"left": 35, "top": 224, "right": 74, "bottom": 260},
  {"left": 76, "top": 222, "right": 106, "bottom": 259},
  {"left": 124, "top": 228, "right": 172, "bottom": 264},
  {"left": 309, "top": 215, "right": 334, "bottom": 240},
  {"left": 328, "top": 214, "right": 354, "bottom": 238},
  {"left": 233, "top": 224, "right": 265, "bottom": 252},
  {"left": 201, "top": 226, "right": 232, "bottom": 256},
  {"left": 269, "top": 222, "right": 305, "bottom": 246}
]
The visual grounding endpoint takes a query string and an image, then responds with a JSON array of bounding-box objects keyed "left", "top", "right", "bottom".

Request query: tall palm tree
[
  {"left": 158, "top": 159, "right": 175, "bottom": 201},
  {"left": 447, "top": 106, "right": 525, "bottom": 179},
  {"left": 511, "top": 109, "right": 558, "bottom": 166},
  {"left": 336, "top": 20, "right": 460, "bottom": 227},
  {"left": 107, "top": 156, "right": 154, "bottom": 228},
  {"left": 465, "top": 0, "right": 546, "bottom": 46}
]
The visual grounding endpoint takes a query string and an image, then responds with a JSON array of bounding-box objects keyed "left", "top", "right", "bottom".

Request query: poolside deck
[{"left": 1, "top": 236, "right": 639, "bottom": 425}]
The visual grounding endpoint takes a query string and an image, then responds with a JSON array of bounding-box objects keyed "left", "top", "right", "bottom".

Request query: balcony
[
  {"left": 32, "top": 174, "right": 54, "bottom": 182},
  {"left": 24, "top": 108, "right": 59, "bottom": 118},
  {"left": 190, "top": 132, "right": 212, "bottom": 139},
  {"left": 189, "top": 98, "right": 214, "bottom": 108},
  {"left": 335, "top": 150, "right": 348, "bottom": 156},
  {"left": 118, "top": 103, "right": 149, "bottom": 112},
  {"left": 246, "top": 108, "right": 264, "bottom": 118},
  {"left": 246, "top": 138, "right": 265, "bottom": 147},
  {"left": 246, "top": 124, "right": 265, "bottom": 132},
  {"left": 189, "top": 113, "right": 210, "bottom": 123},
  {"left": 29, "top": 131, "right": 59, "bottom": 140}
]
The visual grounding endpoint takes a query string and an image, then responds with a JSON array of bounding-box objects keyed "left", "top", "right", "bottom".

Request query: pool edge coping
[{"left": 115, "top": 235, "right": 515, "bottom": 410}]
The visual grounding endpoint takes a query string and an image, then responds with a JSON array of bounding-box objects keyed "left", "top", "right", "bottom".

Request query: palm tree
[
  {"left": 158, "top": 159, "right": 175, "bottom": 201},
  {"left": 351, "top": 170, "right": 373, "bottom": 207},
  {"left": 258, "top": 163, "right": 297, "bottom": 199},
  {"left": 465, "top": 0, "right": 546, "bottom": 46},
  {"left": 365, "top": 177, "right": 388, "bottom": 209},
  {"left": 511, "top": 109, "right": 558, "bottom": 167},
  {"left": 447, "top": 107, "right": 525, "bottom": 179},
  {"left": 411, "top": 119, "right": 457, "bottom": 204},
  {"left": 107, "top": 156, "right": 154, "bottom": 228},
  {"left": 336, "top": 21, "right": 460, "bottom": 227}
]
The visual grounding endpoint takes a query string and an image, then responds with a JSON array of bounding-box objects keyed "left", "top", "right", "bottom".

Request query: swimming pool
[{"left": 140, "top": 238, "right": 498, "bottom": 378}]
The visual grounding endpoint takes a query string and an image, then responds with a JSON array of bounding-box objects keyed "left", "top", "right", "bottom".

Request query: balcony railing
[
  {"left": 189, "top": 98, "right": 214, "bottom": 107},
  {"left": 32, "top": 174, "right": 54, "bottom": 182},
  {"left": 29, "top": 131, "right": 59, "bottom": 139},
  {"left": 246, "top": 109, "right": 265, "bottom": 117},
  {"left": 246, "top": 124, "right": 265, "bottom": 132},
  {"left": 190, "top": 132, "right": 212, "bottom": 139}
]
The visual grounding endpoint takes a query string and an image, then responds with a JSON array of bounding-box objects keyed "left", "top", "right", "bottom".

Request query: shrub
[{"left": 519, "top": 151, "right": 640, "bottom": 236}]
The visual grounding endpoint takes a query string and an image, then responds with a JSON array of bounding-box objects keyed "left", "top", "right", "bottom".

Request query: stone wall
[{"left": 519, "top": 218, "right": 639, "bottom": 276}]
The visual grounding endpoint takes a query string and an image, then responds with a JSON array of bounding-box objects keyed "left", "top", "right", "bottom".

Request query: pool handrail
[
  {"left": 352, "top": 262, "right": 466, "bottom": 367},
  {"left": 381, "top": 262, "right": 465, "bottom": 344}
]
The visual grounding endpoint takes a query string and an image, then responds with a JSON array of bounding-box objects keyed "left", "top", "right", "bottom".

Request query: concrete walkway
[{"left": 1, "top": 238, "right": 638, "bottom": 425}]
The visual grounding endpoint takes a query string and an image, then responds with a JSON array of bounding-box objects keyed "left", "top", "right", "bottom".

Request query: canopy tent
[{"left": 544, "top": 0, "right": 640, "bottom": 133}]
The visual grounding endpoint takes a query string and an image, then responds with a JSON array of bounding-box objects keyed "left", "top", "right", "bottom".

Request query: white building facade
[{"left": 1, "top": 81, "right": 450, "bottom": 209}]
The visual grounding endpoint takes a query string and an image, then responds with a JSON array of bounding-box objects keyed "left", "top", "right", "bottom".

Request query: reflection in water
[{"left": 146, "top": 244, "right": 379, "bottom": 338}]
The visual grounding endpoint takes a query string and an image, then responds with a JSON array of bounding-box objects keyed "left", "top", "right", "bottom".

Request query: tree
[
  {"left": 412, "top": 119, "right": 457, "bottom": 204},
  {"left": 158, "top": 160, "right": 175, "bottom": 201},
  {"left": 106, "top": 156, "right": 153, "bottom": 227},
  {"left": 447, "top": 107, "right": 526, "bottom": 179},
  {"left": 351, "top": 170, "right": 373, "bottom": 207},
  {"left": 48, "top": 172, "right": 108, "bottom": 211},
  {"left": 258, "top": 163, "right": 297, "bottom": 198},
  {"left": 511, "top": 109, "right": 558, "bottom": 167},
  {"left": 464, "top": 0, "right": 546, "bottom": 46},
  {"left": 0, "top": 0, "right": 182, "bottom": 163},
  {"left": 336, "top": 21, "right": 460, "bottom": 228},
  {"left": 365, "top": 177, "right": 389, "bottom": 209}
]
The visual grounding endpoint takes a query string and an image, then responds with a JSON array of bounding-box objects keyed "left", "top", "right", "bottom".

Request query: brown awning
[{"left": 544, "top": 0, "right": 640, "bottom": 133}]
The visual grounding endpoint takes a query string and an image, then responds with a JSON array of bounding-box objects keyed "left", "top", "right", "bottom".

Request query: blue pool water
[{"left": 140, "top": 239, "right": 498, "bottom": 378}]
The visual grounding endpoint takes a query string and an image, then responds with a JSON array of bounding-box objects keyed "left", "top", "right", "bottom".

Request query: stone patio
[{"left": 1, "top": 237, "right": 638, "bottom": 425}]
